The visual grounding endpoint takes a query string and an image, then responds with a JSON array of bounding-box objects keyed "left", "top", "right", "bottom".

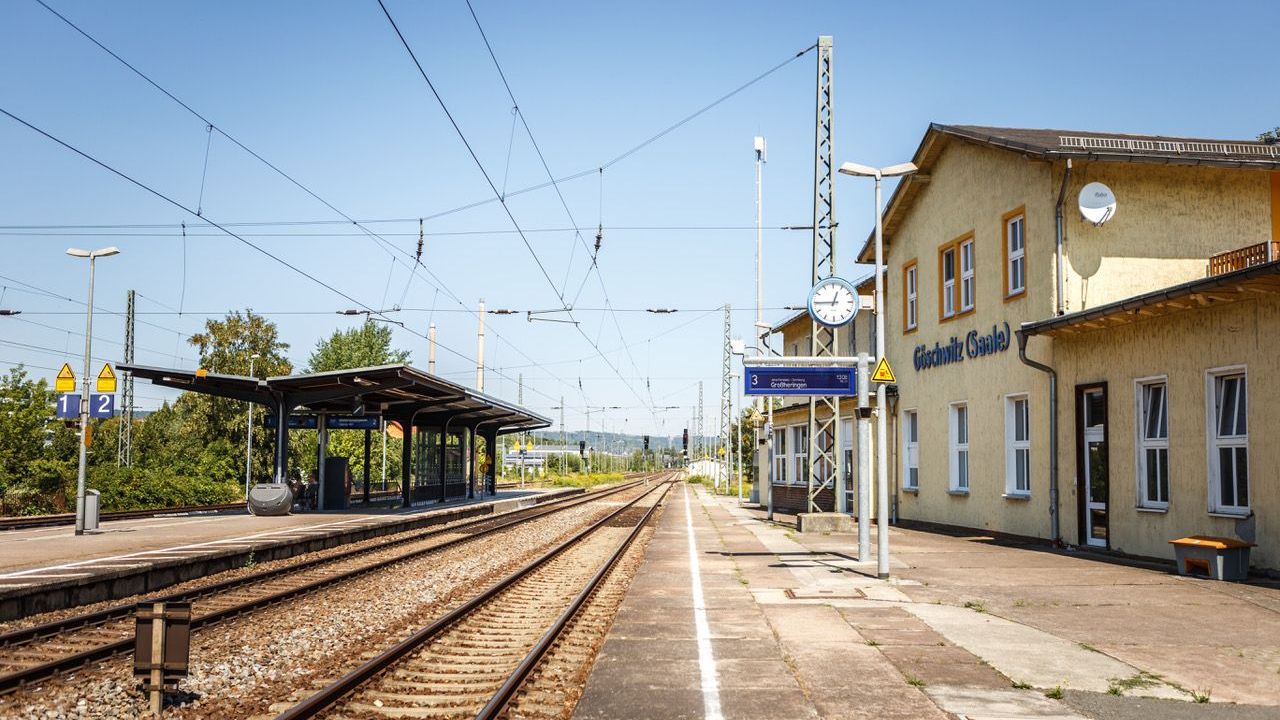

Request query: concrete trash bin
[
  {"left": 83, "top": 489, "right": 101, "bottom": 531},
  {"left": 1169, "top": 536, "right": 1253, "bottom": 581}
]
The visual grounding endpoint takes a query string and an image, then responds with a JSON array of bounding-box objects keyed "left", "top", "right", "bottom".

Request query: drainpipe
[
  {"left": 1054, "top": 159, "right": 1072, "bottom": 316},
  {"left": 1016, "top": 329, "right": 1060, "bottom": 545}
]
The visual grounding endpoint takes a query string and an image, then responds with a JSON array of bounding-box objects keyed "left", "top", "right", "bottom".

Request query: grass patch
[
  {"left": 1078, "top": 642, "right": 1100, "bottom": 653},
  {"left": 1107, "top": 671, "right": 1162, "bottom": 695},
  {"left": 1191, "top": 688, "right": 1211, "bottom": 703},
  {"left": 865, "top": 640, "right": 879, "bottom": 647},
  {"left": 1011, "top": 680, "right": 1031, "bottom": 690},
  {"left": 903, "top": 673, "right": 925, "bottom": 688},
  {"left": 543, "top": 472, "right": 626, "bottom": 490},
  {"left": 1013, "top": 598, "right": 1028, "bottom": 607},
  {"left": 963, "top": 600, "right": 988, "bottom": 614},
  {"left": 1044, "top": 685, "right": 1065, "bottom": 700}
]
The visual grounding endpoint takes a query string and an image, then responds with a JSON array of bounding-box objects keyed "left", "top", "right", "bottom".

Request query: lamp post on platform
[
  {"left": 66, "top": 246, "right": 120, "bottom": 536},
  {"left": 838, "top": 160, "right": 917, "bottom": 578}
]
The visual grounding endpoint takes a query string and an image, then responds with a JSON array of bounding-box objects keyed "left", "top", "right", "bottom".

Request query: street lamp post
[
  {"left": 838, "top": 160, "right": 917, "bottom": 579},
  {"left": 245, "top": 353, "right": 261, "bottom": 500},
  {"left": 66, "top": 246, "right": 120, "bottom": 536}
]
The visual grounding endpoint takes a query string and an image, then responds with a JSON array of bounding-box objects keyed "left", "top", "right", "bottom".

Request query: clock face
[{"left": 809, "top": 279, "right": 858, "bottom": 327}]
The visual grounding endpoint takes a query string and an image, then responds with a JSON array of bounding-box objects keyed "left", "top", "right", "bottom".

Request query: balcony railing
[{"left": 1209, "top": 241, "right": 1280, "bottom": 276}]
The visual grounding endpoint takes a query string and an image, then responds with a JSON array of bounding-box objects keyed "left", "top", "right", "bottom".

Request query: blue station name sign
[
  {"left": 744, "top": 366, "right": 856, "bottom": 396},
  {"left": 265, "top": 414, "right": 382, "bottom": 430},
  {"left": 913, "top": 321, "right": 1012, "bottom": 371}
]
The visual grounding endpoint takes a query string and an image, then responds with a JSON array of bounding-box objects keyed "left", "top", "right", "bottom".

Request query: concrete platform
[
  {"left": 574, "top": 485, "right": 1280, "bottom": 719},
  {"left": 0, "top": 488, "right": 576, "bottom": 621}
]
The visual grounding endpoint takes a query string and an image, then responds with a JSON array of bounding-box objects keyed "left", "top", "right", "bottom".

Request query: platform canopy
[{"left": 120, "top": 362, "right": 550, "bottom": 435}]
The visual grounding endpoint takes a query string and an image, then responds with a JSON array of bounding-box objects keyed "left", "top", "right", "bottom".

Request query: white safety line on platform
[
  {"left": 0, "top": 497, "right": 495, "bottom": 580},
  {"left": 684, "top": 484, "right": 723, "bottom": 720}
]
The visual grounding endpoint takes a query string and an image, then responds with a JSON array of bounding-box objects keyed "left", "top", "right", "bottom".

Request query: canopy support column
[
  {"left": 362, "top": 427, "right": 372, "bottom": 505},
  {"left": 400, "top": 419, "right": 412, "bottom": 508},
  {"left": 467, "top": 426, "right": 477, "bottom": 500},
  {"left": 271, "top": 397, "right": 294, "bottom": 485}
]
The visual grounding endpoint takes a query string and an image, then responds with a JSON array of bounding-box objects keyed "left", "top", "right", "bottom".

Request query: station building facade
[{"left": 861, "top": 124, "right": 1280, "bottom": 570}]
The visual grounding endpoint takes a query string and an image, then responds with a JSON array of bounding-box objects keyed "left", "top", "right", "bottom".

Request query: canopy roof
[{"left": 120, "top": 363, "right": 551, "bottom": 434}]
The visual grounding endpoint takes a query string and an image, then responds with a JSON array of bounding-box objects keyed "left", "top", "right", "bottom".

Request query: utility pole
[
  {"left": 68, "top": 246, "right": 120, "bottom": 536},
  {"left": 518, "top": 373, "right": 525, "bottom": 487},
  {"left": 427, "top": 322, "right": 437, "bottom": 375},
  {"left": 117, "top": 289, "right": 135, "bottom": 467},
  {"left": 475, "top": 300, "right": 485, "bottom": 392},
  {"left": 559, "top": 396, "right": 566, "bottom": 473},
  {"left": 245, "top": 353, "right": 260, "bottom": 500},
  {"left": 719, "top": 304, "right": 732, "bottom": 491},
  {"left": 806, "top": 35, "right": 842, "bottom": 514}
]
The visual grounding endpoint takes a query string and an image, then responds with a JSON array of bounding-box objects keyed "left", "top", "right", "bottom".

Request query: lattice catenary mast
[
  {"left": 719, "top": 304, "right": 732, "bottom": 488},
  {"left": 117, "top": 289, "right": 135, "bottom": 467},
  {"left": 807, "top": 36, "right": 842, "bottom": 513}
]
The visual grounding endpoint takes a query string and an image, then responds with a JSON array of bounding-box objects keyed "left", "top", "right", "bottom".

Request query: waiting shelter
[{"left": 120, "top": 363, "right": 551, "bottom": 511}]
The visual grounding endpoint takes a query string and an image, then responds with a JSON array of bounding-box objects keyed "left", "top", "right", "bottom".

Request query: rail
[
  {"left": 274, "top": 474, "right": 673, "bottom": 719},
  {"left": 0, "top": 490, "right": 403, "bottom": 531},
  {"left": 0, "top": 477, "right": 655, "bottom": 694}
]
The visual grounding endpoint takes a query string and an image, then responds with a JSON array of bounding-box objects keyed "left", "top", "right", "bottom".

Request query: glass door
[{"left": 1081, "top": 388, "right": 1108, "bottom": 548}]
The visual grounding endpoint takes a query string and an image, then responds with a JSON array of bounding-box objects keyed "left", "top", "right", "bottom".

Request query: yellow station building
[{"left": 845, "top": 124, "right": 1280, "bottom": 571}]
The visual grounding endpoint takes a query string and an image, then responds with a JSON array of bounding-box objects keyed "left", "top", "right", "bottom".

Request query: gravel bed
[
  {"left": 0, "top": 495, "right": 576, "bottom": 636},
  {"left": 0, "top": 488, "right": 650, "bottom": 719}
]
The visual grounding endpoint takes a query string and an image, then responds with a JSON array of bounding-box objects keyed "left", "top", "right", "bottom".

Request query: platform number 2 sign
[{"left": 89, "top": 393, "right": 115, "bottom": 419}]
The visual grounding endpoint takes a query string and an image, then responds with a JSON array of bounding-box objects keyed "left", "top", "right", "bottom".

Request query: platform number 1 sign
[{"left": 56, "top": 393, "right": 81, "bottom": 419}]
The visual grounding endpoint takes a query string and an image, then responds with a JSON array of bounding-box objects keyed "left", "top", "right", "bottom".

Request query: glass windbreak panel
[
  {"left": 1085, "top": 391, "right": 1105, "bottom": 428},
  {"left": 1088, "top": 440, "right": 1107, "bottom": 503},
  {"left": 1090, "top": 509, "right": 1108, "bottom": 542}
]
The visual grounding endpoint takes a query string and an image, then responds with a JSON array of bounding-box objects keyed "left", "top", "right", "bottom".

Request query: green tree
[
  {"left": 293, "top": 319, "right": 411, "bottom": 485},
  {"left": 1260, "top": 127, "right": 1280, "bottom": 144},
  {"left": 306, "top": 319, "right": 411, "bottom": 372},
  {"left": 0, "top": 367, "right": 72, "bottom": 513},
  {"left": 185, "top": 310, "right": 292, "bottom": 481}
]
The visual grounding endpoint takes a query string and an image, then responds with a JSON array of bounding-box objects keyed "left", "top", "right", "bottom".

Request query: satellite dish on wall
[{"left": 1079, "top": 182, "right": 1117, "bottom": 226}]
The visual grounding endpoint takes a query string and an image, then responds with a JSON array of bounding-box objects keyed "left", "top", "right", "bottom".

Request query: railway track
[
  {"left": 0, "top": 490, "right": 403, "bottom": 531},
  {"left": 274, "top": 473, "right": 674, "bottom": 720},
  {"left": 0, "top": 477, "right": 655, "bottom": 694}
]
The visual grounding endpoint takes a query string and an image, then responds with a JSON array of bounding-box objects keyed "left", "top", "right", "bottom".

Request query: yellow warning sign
[
  {"left": 95, "top": 363, "right": 117, "bottom": 393},
  {"left": 871, "top": 357, "right": 897, "bottom": 384},
  {"left": 55, "top": 363, "right": 76, "bottom": 393}
]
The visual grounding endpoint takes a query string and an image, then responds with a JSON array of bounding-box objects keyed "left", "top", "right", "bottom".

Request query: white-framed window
[
  {"left": 1006, "top": 214, "right": 1026, "bottom": 296},
  {"left": 773, "top": 427, "right": 787, "bottom": 484},
  {"left": 1004, "top": 394, "right": 1030, "bottom": 495},
  {"left": 1207, "top": 368, "right": 1248, "bottom": 514},
  {"left": 941, "top": 247, "right": 956, "bottom": 318},
  {"left": 792, "top": 425, "right": 808, "bottom": 486},
  {"left": 905, "top": 264, "right": 918, "bottom": 331},
  {"left": 903, "top": 409, "right": 919, "bottom": 490},
  {"left": 1136, "top": 377, "right": 1169, "bottom": 508},
  {"left": 949, "top": 402, "right": 969, "bottom": 492},
  {"left": 959, "top": 238, "right": 975, "bottom": 312}
]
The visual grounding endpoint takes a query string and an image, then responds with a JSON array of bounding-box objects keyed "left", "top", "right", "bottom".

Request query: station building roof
[
  {"left": 856, "top": 123, "right": 1280, "bottom": 264},
  {"left": 120, "top": 363, "right": 551, "bottom": 434},
  {"left": 1018, "top": 260, "right": 1280, "bottom": 339}
]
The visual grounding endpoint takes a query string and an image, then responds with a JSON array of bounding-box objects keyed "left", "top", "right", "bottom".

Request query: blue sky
[{"left": 1, "top": 0, "right": 1276, "bottom": 437}]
